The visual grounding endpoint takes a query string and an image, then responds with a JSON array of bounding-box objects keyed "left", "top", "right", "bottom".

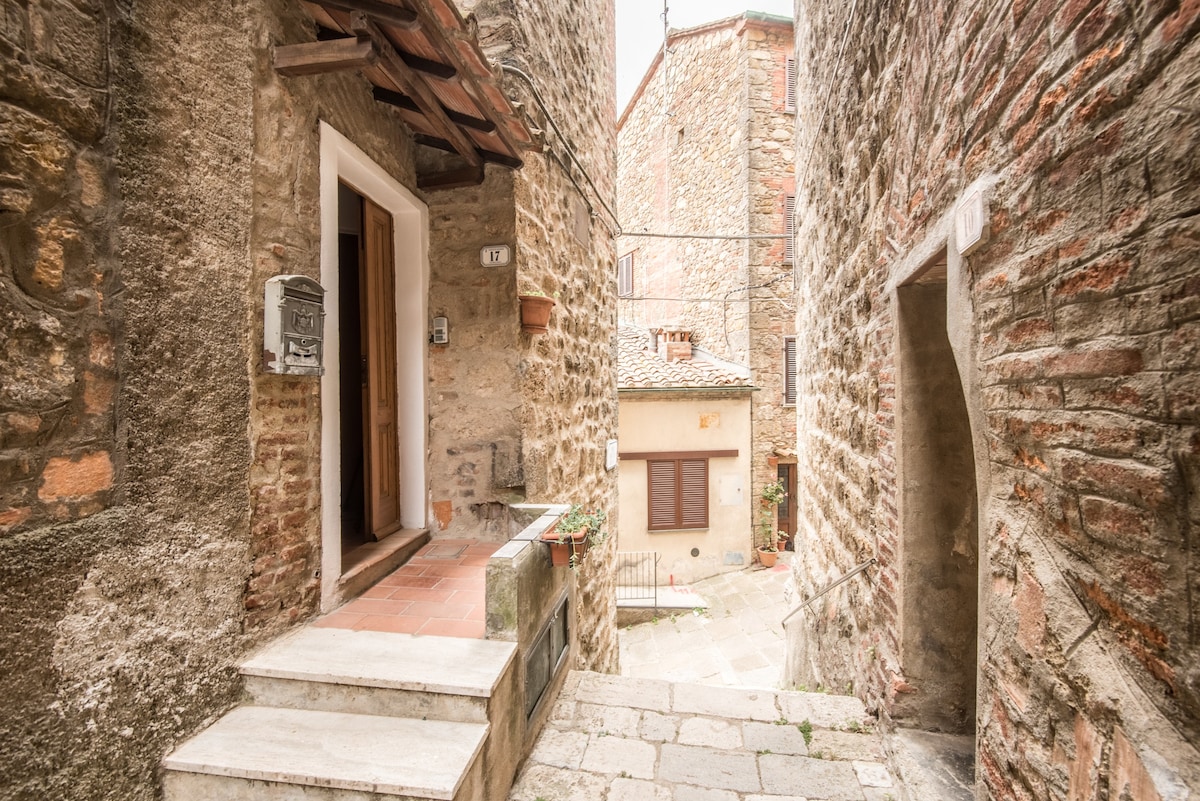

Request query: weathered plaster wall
[
  {"left": 788, "top": 0, "right": 1200, "bottom": 797},
  {"left": 0, "top": 1, "right": 422, "bottom": 797},
  {"left": 617, "top": 393, "right": 754, "bottom": 582}
]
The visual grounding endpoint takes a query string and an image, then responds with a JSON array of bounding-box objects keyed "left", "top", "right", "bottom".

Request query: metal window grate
[{"left": 616, "top": 551, "right": 659, "bottom": 607}]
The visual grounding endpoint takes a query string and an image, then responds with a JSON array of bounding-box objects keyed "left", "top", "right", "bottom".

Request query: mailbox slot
[{"left": 264, "top": 275, "right": 326, "bottom": 376}]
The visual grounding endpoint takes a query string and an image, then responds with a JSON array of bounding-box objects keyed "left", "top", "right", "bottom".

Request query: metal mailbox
[{"left": 263, "top": 275, "right": 325, "bottom": 376}]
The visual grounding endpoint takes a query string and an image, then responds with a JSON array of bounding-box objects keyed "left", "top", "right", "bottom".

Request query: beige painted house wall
[{"left": 617, "top": 393, "right": 753, "bottom": 584}]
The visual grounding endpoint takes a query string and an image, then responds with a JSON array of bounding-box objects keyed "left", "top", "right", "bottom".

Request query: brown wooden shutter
[
  {"left": 679, "top": 458, "right": 708, "bottom": 528},
  {"left": 784, "top": 195, "right": 795, "bottom": 264},
  {"left": 648, "top": 460, "right": 678, "bottom": 530},
  {"left": 785, "top": 57, "right": 797, "bottom": 112},
  {"left": 784, "top": 336, "right": 797, "bottom": 406}
]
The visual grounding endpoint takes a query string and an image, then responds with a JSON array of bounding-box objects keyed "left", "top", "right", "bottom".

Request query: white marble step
[
  {"left": 240, "top": 628, "right": 517, "bottom": 723},
  {"left": 163, "top": 706, "right": 487, "bottom": 801}
]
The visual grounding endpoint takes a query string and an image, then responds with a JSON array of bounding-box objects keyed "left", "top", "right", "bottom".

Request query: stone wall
[
  {"left": 617, "top": 15, "right": 796, "bottom": 543},
  {"left": 465, "top": 0, "right": 621, "bottom": 672},
  {"left": 788, "top": 0, "right": 1200, "bottom": 797}
]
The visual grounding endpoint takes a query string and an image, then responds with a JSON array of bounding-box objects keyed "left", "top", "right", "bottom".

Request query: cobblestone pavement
[
  {"left": 508, "top": 671, "right": 899, "bottom": 801},
  {"left": 619, "top": 555, "right": 798, "bottom": 688},
  {"left": 507, "top": 558, "right": 902, "bottom": 800}
]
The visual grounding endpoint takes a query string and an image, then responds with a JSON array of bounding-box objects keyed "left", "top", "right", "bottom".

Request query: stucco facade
[
  {"left": 616, "top": 328, "right": 755, "bottom": 583},
  {"left": 616, "top": 14, "right": 797, "bottom": 544},
  {"left": 0, "top": 0, "right": 617, "bottom": 797},
  {"left": 786, "top": 0, "right": 1200, "bottom": 798}
]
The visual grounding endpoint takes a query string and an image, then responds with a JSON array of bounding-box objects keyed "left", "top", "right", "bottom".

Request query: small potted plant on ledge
[
  {"left": 541, "top": 503, "right": 608, "bottom": 568},
  {"left": 518, "top": 288, "right": 556, "bottom": 334},
  {"left": 757, "top": 480, "right": 786, "bottom": 568}
]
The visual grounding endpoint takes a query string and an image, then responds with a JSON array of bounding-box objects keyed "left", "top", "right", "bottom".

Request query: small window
[
  {"left": 785, "top": 57, "right": 797, "bottom": 113},
  {"left": 648, "top": 458, "right": 709, "bottom": 530},
  {"left": 784, "top": 194, "right": 795, "bottom": 265},
  {"left": 784, "top": 336, "right": 797, "bottom": 406},
  {"left": 618, "top": 252, "right": 634, "bottom": 297}
]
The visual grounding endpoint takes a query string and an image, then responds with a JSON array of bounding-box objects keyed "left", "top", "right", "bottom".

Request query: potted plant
[
  {"left": 757, "top": 480, "right": 786, "bottom": 568},
  {"left": 518, "top": 288, "right": 556, "bottom": 334},
  {"left": 541, "top": 503, "right": 608, "bottom": 568}
]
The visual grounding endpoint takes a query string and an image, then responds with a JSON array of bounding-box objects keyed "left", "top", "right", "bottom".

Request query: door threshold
[{"left": 334, "top": 529, "right": 430, "bottom": 608}]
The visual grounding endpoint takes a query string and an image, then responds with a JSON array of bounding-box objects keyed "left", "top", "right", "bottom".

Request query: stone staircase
[{"left": 163, "top": 627, "right": 518, "bottom": 801}]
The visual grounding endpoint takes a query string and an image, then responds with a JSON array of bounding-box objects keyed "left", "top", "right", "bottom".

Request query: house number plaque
[{"left": 480, "top": 244, "right": 511, "bottom": 266}]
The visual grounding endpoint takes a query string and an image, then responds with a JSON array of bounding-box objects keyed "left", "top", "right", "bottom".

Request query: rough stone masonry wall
[
  {"left": 464, "top": 0, "right": 620, "bottom": 672},
  {"left": 789, "top": 0, "right": 1200, "bottom": 798},
  {"left": 1, "top": 3, "right": 255, "bottom": 798},
  {"left": 1, "top": 1, "right": 426, "bottom": 797},
  {"left": 616, "top": 22, "right": 748, "bottom": 362},
  {"left": 742, "top": 20, "right": 797, "bottom": 515},
  {"left": 244, "top": 0, "right": 421, "bottom": 630}
]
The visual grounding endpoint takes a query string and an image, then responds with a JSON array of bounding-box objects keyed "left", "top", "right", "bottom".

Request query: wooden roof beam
[
  {"left": 413, "top": 134, "right": 522, "bottom": 169},
  {"left": 372, "top": 87, "right": 495, "bottom": 133},
  {"left": 418, "top": 164, "right": 486, "bottom": 191},
  {"left": 315, "top": 0, "right": 419, "bottom": 30},
  {"left": 399, "top": 0, "right": 527, "bottom": 159},
  {"left": 350, "top": 13, "right": 483, "bottom": 167},
  {"left": 274, "top": 36, "right": 377, "bottom": 76}
]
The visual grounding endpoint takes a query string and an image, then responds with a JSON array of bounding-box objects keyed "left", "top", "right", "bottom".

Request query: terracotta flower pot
[
  {"left": 519, "top": 294, "right": 556, "bottom": 334},
  {"left": 757, "top": 546, "right": 778, "bottom": 568},
  {"left": 542, "top": 527, "right": 590, "bottom": 567}
]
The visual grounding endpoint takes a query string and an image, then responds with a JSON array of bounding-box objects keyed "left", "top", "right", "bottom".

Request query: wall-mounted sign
[
  {"left": 606, "top": 439, "right": 618, "bottom": 471},
  {"left": 955, "top": 189, "right": 988, "bottom": 256},
  {"left": 480, "top": 244, "right": 511, "bottom": 267}
]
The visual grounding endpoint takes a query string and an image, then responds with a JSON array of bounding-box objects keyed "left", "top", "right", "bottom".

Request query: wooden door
[{"left": 361, "top": 198, "right": 401, "bottom": 539}]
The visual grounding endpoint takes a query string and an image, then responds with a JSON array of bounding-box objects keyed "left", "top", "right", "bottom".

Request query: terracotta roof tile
[{"left": 617, "top": 327, "right": 753, "bottom": 390}]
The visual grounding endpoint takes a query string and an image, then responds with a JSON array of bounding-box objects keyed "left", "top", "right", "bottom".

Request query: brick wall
[{"left": 788, "top": 0, "right": 1200, "bottom": 796}]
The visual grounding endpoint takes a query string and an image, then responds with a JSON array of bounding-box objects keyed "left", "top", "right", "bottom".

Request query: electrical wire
[
  {"left": 621, "top": 231, "right": 789, "bottom": 241},
  {"left": 796, "top": 0, "right": 861, "bottom": 190},
  {"left": 501, "top": 63, "right": 623, "bottom": 235}
]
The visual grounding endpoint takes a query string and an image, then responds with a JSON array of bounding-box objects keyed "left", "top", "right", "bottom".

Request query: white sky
[{"left": 616, "top": 0, "right": 795, "bottom": 113}]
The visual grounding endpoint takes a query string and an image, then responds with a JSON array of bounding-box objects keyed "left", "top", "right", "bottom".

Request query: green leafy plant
[
  {"left": 758, "top": 480, "right": 786, "bottom": 551},
  {"left": 797, "top": 719, "right": 813, "bottom": 746},
  {"left": 546, "top": 504, "right": 608, "bottom": 567}
]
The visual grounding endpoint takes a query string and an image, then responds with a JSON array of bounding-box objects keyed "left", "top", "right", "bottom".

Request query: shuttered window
[
  {"left": 618, "top": 253, "right": 634, "bottom": 297},
  {"left": 785, "top": 57, "right": 797, "bottom": 113},
  {"left": 784, "top": 194, "right": 795, "bottom": 265},
  {"left": 647, "top": 458, "right": 709, "bottom": 530},
  {"left": 784, "top": 336, "right": 797, "bottom": 406}
]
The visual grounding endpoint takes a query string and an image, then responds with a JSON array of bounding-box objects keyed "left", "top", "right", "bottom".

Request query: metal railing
[
  {"left": 782, "top": 557, "right": 877, "bottom": 625},
  {"left": 615, "top": 551, "right": 659, "bottom": 608}
]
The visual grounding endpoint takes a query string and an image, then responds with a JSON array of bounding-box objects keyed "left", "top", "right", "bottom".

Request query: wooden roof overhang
[{"left": 279, "top": 0, "right": 538, "bottom": 190}]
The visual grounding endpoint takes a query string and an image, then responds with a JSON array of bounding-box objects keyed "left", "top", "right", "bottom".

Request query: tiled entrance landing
[{"left": 316, "top": 538, "right": 501, "bottom": 638}]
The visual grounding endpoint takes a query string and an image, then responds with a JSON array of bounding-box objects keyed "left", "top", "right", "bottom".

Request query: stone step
[
  {"left": 240, "top": 627, "right": 517, "bottom": 724},
  {"left": 163, "top": 706, "right": 487, "bottom": 801}
]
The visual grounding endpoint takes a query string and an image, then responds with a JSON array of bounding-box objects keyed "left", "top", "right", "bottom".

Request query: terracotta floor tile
[
  {"left": 420, "top": 564, "right": 482, "bottom": 579},
  {"left": 378, "top": 573, "right": 442, "bottom": 589},
  {"left": 405, "top": 601, "right": 475, "bottom": 620},
  {"left": 341, "top": 598, "right": 413, "bottom": 616},
  {"left": 386, "top": 586, "right": 455, "bottom": 604},
  {"left": 419, "top": 618, "right": 485, "bottom": 638},
  {"left": 449, "top": 590, "right": 486, "bottom": 605},
  {"left": 312, "top": 611, "right": 365, "bottom": 629},
  {"left": 433, "top": 577, "right": 482, "bottom": 591},
  {"left": 460, "top": 556, "right": 494, "bottom": 567},
  {"left": 464, "top": 605, "right": 484, "bottom": 621},
  {"left": 360, "top": 584, "right": 398, "bottom": 599},
  {"left": 354, "top": 614, "right": 424, "bottom": 634}
]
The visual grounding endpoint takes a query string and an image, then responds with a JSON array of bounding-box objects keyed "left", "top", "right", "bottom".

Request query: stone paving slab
[{"left": 508, "top": 670, "right": 898, "bottom": 801}]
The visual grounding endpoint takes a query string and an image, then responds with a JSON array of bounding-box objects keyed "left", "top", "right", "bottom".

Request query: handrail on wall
[{"left": 781, "top": 557, "right": 877, "bottom": 626}]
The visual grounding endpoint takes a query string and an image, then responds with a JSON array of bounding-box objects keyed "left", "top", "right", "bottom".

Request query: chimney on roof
[{"left": 654, "top": 327, "right": 693, "bottom": 361}]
